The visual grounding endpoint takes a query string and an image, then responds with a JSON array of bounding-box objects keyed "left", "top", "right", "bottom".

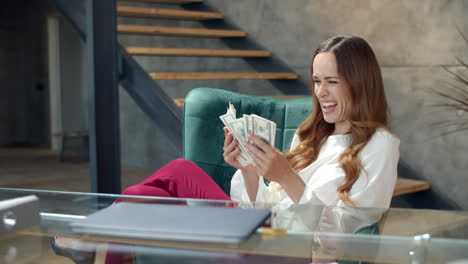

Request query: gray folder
[{"left": 70, "top": 202, "right": 270, "bottom": 244}]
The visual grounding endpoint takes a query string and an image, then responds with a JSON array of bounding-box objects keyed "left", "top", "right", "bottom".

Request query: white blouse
[{"left": 230, "top": 128, "right": 400, "bottom": 208}]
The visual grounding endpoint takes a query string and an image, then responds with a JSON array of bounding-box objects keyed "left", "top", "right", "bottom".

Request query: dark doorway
[{"left": 0, "top": 1, "right": 49, "bottom": 147}]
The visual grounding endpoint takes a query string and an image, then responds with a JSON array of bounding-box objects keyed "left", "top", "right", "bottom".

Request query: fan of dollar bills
[{"left": 219, "top": 102, "right": 276, "bottom": 167}]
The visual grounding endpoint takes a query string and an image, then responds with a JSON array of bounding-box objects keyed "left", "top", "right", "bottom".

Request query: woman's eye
[
  {"left": 313, "top": 80, "right": 321, "bottom": 84},
  {"left": 328, "top": 81, "right": 338, "bottom": 84}
]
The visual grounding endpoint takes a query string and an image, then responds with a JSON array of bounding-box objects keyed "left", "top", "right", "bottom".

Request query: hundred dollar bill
[
  {"left": 220, "top": 103, "right": 277, "bottom": 167},
  {"left": 220, "top": 106, "right": 252, "bottom": 167},
  {"left": 243, "top": 114, "right": 253, "bottom": 145},
  {"left": 226, "top": 117, "right": 254, "bottom": 165},
  {"left": 226, "top": 101, "right": 236, "bottom": 117},
  {"left": 251, "top": 114, "right": 276, "bottom": 147}
]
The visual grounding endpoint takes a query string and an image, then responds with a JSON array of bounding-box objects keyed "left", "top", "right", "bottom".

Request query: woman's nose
[{"left": 315, "top": 82, "right": 328, "bottom": 98}]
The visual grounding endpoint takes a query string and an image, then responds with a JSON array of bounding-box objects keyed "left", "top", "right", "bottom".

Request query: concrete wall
[
  {"left": 58, "top": 15, "right": 88, "bottom": 133},
  {"left": 117, "top": 0, "right": 468, "bottom": 209},
  {"left": 214, "top": 0, "right": 468, "bottom": 209}
]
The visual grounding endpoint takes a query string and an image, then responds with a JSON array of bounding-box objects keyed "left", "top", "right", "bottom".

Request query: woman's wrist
[
  {"left": 241, "top": 164, "right": 260, "bottom": 202},
  {"left": 241, "top": 165, "right": 258, "bottom": 179},
  {"left": 278, "top": 170, "right": 306, "bottom": 204},
  {"left": 275, "top": 169, "right": 296, "bottom": 187}
]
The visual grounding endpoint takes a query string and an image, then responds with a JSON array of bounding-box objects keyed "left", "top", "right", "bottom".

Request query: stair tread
[
  {"left": 118, "top": 5, "right": 223, "bottom": 20},
  {"left": 173, "top": 95, "right": 307, "bottom": 107},
  {"left": 118, "top": 24, "right": 246, "bottom": 37},
  {"left": 120, "top": 0, "right": 203, "bottom": 4},
  {"left": 150, "top": 72, "right": 298, "bottom": 80},
  {"left": 127, "top": 47, "right": 271, "bottom": 57},
  {"left": 393, "top": 178, "right": 431, "bottom": 196}
]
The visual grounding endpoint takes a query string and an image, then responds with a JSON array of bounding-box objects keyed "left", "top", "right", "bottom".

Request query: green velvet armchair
[{"left": 182, "top": 88, "right": 313, "bottom": 195}]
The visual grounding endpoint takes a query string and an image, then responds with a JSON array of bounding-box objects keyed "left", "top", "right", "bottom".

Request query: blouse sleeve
[
  {"left": 230, "top": 169, "right": 264, "bottom": 202},
  {"left": 298, "top": 163, "right": 345, "bottom": 205},
  {"left": 342, "top": 131, "right": 400, "bottom": 208},
  {"left": 298, "top": 130, "right": 400, "bottom": 208}
]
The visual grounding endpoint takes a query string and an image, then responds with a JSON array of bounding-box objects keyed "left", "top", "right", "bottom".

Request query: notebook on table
[{"left": 70, "top": 202, "right": 271, "bottom": 244}]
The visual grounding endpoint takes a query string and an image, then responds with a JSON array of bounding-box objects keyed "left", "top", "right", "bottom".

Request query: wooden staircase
[
  {"left": 118, "top": 24, "right": 246, "bottom": 37},
  {"left": 126, "top": 47, "right": 271, "bottom": 57},
  {"left": 118, "top": 0, "right": 303, "bottom": 106},
  {"left": 118, "top": 5, "right": 224, "bottom": 20},
  {"left": 123, "top": 0, "right": 203, "bottom": 4},
  {"left": 117, "top": 0, "right": 430, "bottom": 196},
  {"left": 150, "top": 72, "right": 298, "bottom": 80}
]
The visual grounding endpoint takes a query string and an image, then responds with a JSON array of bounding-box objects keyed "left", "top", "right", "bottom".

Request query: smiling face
[{"left": 312, "top": 52, "right": 352, "bottom": 134}]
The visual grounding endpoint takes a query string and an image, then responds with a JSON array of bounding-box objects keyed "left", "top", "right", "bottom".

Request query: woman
[
  {"left": 227, "top": 35, "right": 399, "bottom": 208},
  {"left": 52, "top": 35, "right": 399, "bottom": 264},
  {"left": 119, "top": 35, "right": 399, "bottom": 208}
]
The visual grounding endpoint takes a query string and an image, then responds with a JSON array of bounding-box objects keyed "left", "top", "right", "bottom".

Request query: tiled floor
[
  {"left": 0, "top": 147, "right": 154, "bottom": 264},
  {"left": 0, "top": 147, "right": 152, "bottom": 192}
]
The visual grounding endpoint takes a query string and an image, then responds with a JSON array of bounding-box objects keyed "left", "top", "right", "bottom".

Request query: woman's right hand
[
  {"left": 224, "top": 127, "right": 260, "bottom": 201},
  {"left": 223, "top": 127, "right": 244, "bottom": 170}
]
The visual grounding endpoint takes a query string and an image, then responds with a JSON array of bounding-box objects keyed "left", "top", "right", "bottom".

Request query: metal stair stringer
[{"left": 53, "top": 0, "right": 183, "bottom": 155}]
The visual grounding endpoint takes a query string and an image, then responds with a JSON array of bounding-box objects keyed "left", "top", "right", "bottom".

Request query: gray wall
[
  {"left": 216, "top": 0, "right": 468, "bottom": 209},
  {"left": 117, "top": 0, "right": 468, "bottom": 209},
  {"left": 58, "top": 15, "right": 88, "bottom": 133}
]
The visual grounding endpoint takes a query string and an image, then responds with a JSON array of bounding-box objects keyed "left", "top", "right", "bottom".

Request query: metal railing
[{"left": 52, "top": 0, "right": 182, "bottom": 193}]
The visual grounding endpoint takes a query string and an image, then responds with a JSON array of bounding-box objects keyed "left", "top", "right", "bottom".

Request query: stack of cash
[{"left": 220, "top": 102, "right": 276, "bottom": 167}]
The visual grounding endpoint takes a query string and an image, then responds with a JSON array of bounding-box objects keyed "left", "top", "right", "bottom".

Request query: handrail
[{"left": 52, "top": 0, "right": 183, "bottom": 154}]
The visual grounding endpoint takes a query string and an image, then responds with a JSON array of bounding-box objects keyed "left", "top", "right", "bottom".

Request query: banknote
[
  {"left": 251, "top": 114, "right": 276, "bottom": 147},
  {"left": 243, "top": 114, "right": 253, "bottom": 145},
  {"left": 226, "top": 102, "right": 236, "bottom": 117},
  {"left": 219, "top": 103, "right": 276, "bottom": 167},
  {"left": 220, "top": 108, "right": 252, "bottom": 167}
]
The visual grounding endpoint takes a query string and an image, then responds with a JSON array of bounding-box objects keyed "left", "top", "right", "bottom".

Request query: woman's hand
[
  {"left": 243, "top": 134, "right": 294, "bottom": 184},
  {"left": 224, "top": 127, "right": 259, "bottom": 201},
  {"left": 244, "top": 134, "right": 306, "bottom": 203},
  {"left": 223, "top": 127, "right": 245, "bottom": 170}
]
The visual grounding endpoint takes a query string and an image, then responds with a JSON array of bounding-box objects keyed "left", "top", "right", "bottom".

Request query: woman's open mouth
[{"left": 321, "top": 101, "right": 337, "bottom": 114}]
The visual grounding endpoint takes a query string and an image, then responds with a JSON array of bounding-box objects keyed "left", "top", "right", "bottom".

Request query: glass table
[{"left": 0, "top": 187, "right": 467, "bottom": 264}]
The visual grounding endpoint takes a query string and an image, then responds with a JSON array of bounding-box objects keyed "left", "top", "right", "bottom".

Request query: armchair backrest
[{"left": 183, "top": 88, "right": 312, "bottom": 195}]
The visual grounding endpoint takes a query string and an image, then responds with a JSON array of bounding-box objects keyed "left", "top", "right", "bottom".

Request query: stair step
[
  {"left": 118, "top": 24, "right": 246, "bottom": 38},
  {"left": 118, "top": 6, "right": 223, "bottom": 20},
  {"left": 173, "top": 98, "right": 186, "bottom": 107},
  {"left": 393, "top": 178, "right": 431, "bottom": 196},
  {"left": 127, "top": 47, "right": 271, "bottom": 57},
  {"left": 150, "top": 72, "right": 298, "bottom": 80},
  {"left": 173, "top": 95, "right": 307, "bottom": 107},
  {"left": 120, "top": 0, "right": 203, "bottom": 4}
]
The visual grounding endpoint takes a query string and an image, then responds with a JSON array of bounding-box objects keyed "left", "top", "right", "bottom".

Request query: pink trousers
[
  {"left": 121, "top": 158, "right": 230, "bottom": 200},
  {"left": 105, "top": 158, "right": 230, "bottom": 264}
]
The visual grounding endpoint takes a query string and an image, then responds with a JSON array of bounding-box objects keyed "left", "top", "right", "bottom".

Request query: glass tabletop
[{"left": 0, "top": 187, "right": 467, "bottom": 264}]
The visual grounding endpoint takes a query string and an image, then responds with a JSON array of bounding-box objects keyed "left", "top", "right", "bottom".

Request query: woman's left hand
[
  {"left": 244, "top": 134, "right": 295, "bottom": 184},
  {"left": 245, "top": 134, "right": 306, "bottom": 203}
]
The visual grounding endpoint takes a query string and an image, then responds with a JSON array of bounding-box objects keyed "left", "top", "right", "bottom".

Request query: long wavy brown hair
[{"left": 285, "top": 36, "right": 390, "bottom": 206}]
